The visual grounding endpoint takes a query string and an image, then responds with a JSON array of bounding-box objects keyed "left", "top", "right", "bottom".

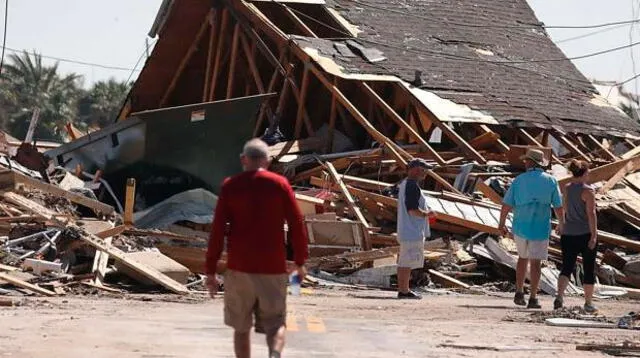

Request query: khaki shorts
[
  {"left": 224, "top": 270, "right": 288, "bottom": 334},
  {"left": 397, "top": 240, "right": 425, "bottom": 269},
  {"left": 514, "top": 235, "right": 549, "bottom": 260}
]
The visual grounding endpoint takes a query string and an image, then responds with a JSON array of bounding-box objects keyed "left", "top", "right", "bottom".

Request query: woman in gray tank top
[{"left": 555, "top": 160, "right": 598, "bottom": 313}]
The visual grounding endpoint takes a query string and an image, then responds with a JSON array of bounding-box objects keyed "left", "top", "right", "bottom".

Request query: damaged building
[{"left": 1, "top": 0, "right": 639, "bottom": 300}]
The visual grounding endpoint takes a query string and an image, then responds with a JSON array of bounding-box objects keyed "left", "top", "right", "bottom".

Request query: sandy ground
[{"left": 0, "top": 288, "right": 638, "bottom": 358}]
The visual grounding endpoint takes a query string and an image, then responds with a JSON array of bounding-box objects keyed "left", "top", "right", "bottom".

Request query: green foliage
[{"left": 0, "top": 51, "right": 130, "bottom": 142}]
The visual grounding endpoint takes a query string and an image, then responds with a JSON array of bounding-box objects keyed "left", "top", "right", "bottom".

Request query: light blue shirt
[{"left": 503, "top": 168, "right": 562, "bottom": 241}]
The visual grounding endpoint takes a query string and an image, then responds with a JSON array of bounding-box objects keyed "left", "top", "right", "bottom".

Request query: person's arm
[
  {"left": 405, "top": 180, "right": 431, "bottom": 218},
  {"left": 582, "top": 187, "right": 598, "bottom": 249},
  {"left": 498, "top": 185, "right": 515, "bottom": 236},
  {"left": 552, "top": 180, "right": 564, "bottom": 235},
  {"left": 205, "top": 181, "right": 230, "bottom": 298},
  {"left": 282, "top": 180, "right": 309, "bottom": 276},
  {"left": 498, "top": 204, "right": 512, "bottom": 236}
]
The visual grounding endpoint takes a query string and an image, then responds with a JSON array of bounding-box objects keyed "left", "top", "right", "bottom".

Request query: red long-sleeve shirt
[{"left": 206, "top": 169, "right": 309, "bottom": 274}]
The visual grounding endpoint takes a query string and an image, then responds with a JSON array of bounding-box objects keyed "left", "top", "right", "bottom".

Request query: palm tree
[
  {"left": 0, "top": 51, "right": 82, "bottom": 141},
  {"left": 78, "top": 79, "right": 131, "bottom": 129}
]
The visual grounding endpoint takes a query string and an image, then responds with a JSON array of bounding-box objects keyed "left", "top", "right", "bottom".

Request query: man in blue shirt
[{"left": 498, "top": 149, "right": 563, "bottom": 309}]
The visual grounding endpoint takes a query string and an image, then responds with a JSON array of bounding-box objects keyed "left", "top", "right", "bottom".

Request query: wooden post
[
  {"left": 160, "top": 11, "right": 212, "bottom": 107},
  {"left": 203, "top": 11, "right": 218, "bottom": 102},
  {"left": 123, "top": 178, "right": 136, "bottom": 226},
  {"left": 209, "top": 9, "right": 229, "bottom": 101},
  {"left": 226, "top": 23, "right": 241, "bottom": 99},
  {"left": 294, "top": 65, "right": 311, "bottom": 139},
  {"left": 326, "top": 87, "right": 337, "bottom": 153},
  {"left": 360, "top": 82, "right": 445, "bottom": 165}
]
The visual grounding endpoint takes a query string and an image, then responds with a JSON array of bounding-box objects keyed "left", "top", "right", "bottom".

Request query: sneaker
[
  {"left": 553, "top": 297, "right": 564, "bottom": 310},
  {"left": 514, "top": 291, "right": 526, "bottom": 306},
  {"left": 398, "top": 291, "right": 422, "bottom": 300},
  {"left": 584, "top": 303, "right": 598, "bottom": 314},
  {"left": 527, "top": 297, "right": 542, "bottom": 309}
]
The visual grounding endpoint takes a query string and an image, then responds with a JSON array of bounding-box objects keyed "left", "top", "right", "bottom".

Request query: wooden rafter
[
  {"left": 209, "top": 8, "right": 229, "bottom": 101},
  {"left": 240, "top": 33, "right": 265, "bottom": 93},
  {"left": 226, "top": 23, "right": 241, "bottom": 99},
  {"left": 515, "top": 128, "right": 562, "bottom": 164},
  {"left": 551, "top": 131, "right": 591, "bottom": 162},
  {"left": 326, "top": 162, "right": 370, "bottom": 229},
  {"left": 203, "top": 11, "right": 218, "bottom": 102},
  {"left": 586, "top": 134, "right": 618, "bottom": 161},
  {"left": 253, "top": 50, "right": 286, "bottom": 137},
  {"left": 281, "top": 5, "right": 317, "bottom": 37},
  {"left": 359, "top": 82, "right": 445, "bottom": 165},
  {"left": 478, "top": 125, "right": 509, "bottom": 152},
  {"left": 294, "top": 65, "right": 311, "bottom": 138},
  {"left": 326, "top": 82, "right": 337, "bottom": 153},
  {"left": 160, "top": 10, "right": 213, "bottom": 107}
]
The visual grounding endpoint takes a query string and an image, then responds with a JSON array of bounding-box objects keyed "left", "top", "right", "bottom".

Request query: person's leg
[
  {"left": 529, "top": 259, "right": 542, "bottom": 299},
  {"left": 224, "top": 271, "right": 255, "bottom": 358},
  {"left": 255, "top": 274, "right": 288, "bottom": 357},
  {"left": 582, "top": 234, "right": 598, "bottom": 308},
  {"left": 558, "top": 235, "right": 579, "bottom": 301},
  {"left": 234, "top": 331, "right": 251, "bottom": 358},
  {"left": 516, "top": 257, "right": 528, "bottom": 293},
  {"left": 397, "top": 267, "right": 411, "bottom": 294},
  {"left": 266, "top": 325, "right": 286, "bottom": 358}
]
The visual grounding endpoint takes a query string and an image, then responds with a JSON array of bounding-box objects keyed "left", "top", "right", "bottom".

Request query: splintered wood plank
[
  {"left": 209, "top": 9, "right": 229, "bottom": 101},
  {"left": 326, "top": 163, "right": 370, "bottom": 229},
  {"left": 475, "top": 180, "right": 503, "bottom": 205},
  {"left": 559, "top": 156, "right": 640, "bottom": 186},
  {"left": 428, "top": 269, "right": 470, "bottom": 289},
  {"left": 225, "top": 23, "right": 241, "bottom": 99},
  {"left": 0, "top": 272, "right": 56, "bottom": 296},
  {"left": 599, "top": 161, "right": 636, "bottom": 194}
]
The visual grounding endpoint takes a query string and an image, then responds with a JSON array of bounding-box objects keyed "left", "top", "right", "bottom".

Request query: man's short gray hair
[{"left": 242, "top": 138, "right": 269, "bottom": 159}]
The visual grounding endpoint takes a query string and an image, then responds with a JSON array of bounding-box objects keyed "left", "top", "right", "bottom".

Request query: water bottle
[{"left": 289, "top": 272, "right": 301, "bottom": 296}]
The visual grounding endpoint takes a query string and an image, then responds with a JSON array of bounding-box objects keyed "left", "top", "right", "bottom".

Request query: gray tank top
[{"left": 563, "top": 183, "right": 591, "bottom": 236}]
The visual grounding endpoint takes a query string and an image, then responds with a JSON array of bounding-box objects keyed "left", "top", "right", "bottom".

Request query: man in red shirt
[{"left": 206, "top": 138, "right": 308, "bottom": 358}]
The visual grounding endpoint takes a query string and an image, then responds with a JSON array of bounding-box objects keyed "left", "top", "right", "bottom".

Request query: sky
[{"left": 3, "top": 0, "right": 640, "bottom": 92}]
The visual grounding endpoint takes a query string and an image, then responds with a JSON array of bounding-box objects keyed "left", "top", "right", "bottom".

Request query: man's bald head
[{"left": 241, "top": 138, "right": 270, "bottom": 171}]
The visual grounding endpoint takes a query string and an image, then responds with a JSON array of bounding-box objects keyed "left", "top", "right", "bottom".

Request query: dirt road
[{"left": 0, "top": 289, "right": 637, "bottom": 357}]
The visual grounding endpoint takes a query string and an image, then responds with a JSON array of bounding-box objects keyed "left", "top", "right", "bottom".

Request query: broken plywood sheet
[
  {"left": 115, "top": 251, "right": 191, "bottom": 285},
  {"left": 306, "top": 220, "right": 363, "bottom": 248}
]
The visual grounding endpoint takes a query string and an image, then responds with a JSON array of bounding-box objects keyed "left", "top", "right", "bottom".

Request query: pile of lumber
[{"left": 0, "top": 167, "right": 206, "bottom": 297}]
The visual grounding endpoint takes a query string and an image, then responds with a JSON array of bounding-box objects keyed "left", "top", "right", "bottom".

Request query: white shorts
[
  {"left": 514, "top": 235, "right": 549, "bottom": 260},
  {"left": 397, "top": 240, "right": 425, "bottom": 269}
]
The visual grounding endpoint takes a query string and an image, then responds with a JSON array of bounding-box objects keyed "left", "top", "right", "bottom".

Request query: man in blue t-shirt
[{"left": 498, "top": 149, "right": 563, "bottom": 309}]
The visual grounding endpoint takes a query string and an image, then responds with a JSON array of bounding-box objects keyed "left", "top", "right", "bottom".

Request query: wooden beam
[
  {"left": 281, "top": 5, "right": 317, "bottom": 37},
  {"left": 311, "top": 174, "right": 393, "bottom": 191},
  {"left": 360, "top": 82, "right": 445, "bottom": 165},
  {"left": 254, "top": 50, "right": 286, "bottom": 136},
  {"left": 515, "top": 128, "right": 562, "bottom": 164},
  {"left": 599, "top": 161, "right": 635, "bottom": 194},
  {"left": 326, "top": 86, "right": 337, "bottom": 153},
  {"left": 209, "top": 9, "right": 229, "bottom": 101},
  {"left": 403, "top": 91, "right": 486, "bottom": 163},
  {"left": 428, "top": 269, "right": 471, "bottom": 289},
  {"left": 225, "top": 23, "right": 241, "bottom": 99},
  {"left": 0, "top": 272, "right": 56, "bottom": 296},
  {"left": 160, "top": 11, "right": 212, "bottom": 107},
  {"left": 475, "top": 180, "right": 502, "bottom": 205},
  {"left": 203, "top": 11, "right": 218, "bottom": 102},
  {"left": 586, "top": 135, "right": 618, "bottom": 161},
  {"left": 551, "top": 131, "right": 591, "bottom": 162},
  {"left": 306, "top": 64, "right": 407, "bottom": 165},
  {"left": 326, "top": 162, "right": 370, "bottom": 230},
  {"left": 427, "top": 169, "right": 460, "bottom": 193},
  {"left": 294, "top": 65, "right": 311, "bottom": 139},
  {"left": 558, "top": 156, "right": 640, "bottom": 186},
  {"left": 123, "top": 178, "right": 136, "bottom": 226},
  {"left": 478, "top": 125, "right": 509, "bottom": 152},
  {"left": 622, "top": 141, "right": 640, "bottom": 159},
  {"left": 240, "top": 33, "right": 265, "bottom": 93}
]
